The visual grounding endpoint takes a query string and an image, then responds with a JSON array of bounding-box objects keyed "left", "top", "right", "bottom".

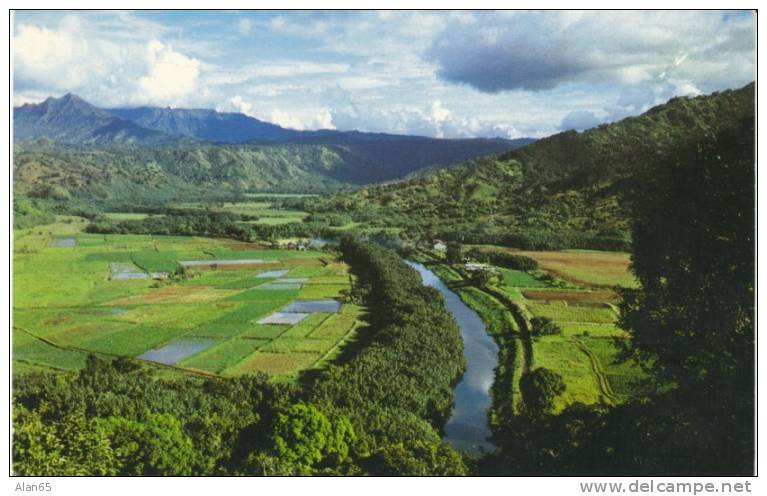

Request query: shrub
[{"left": 530, "top": 316, "right": 563, "bottom": 336}]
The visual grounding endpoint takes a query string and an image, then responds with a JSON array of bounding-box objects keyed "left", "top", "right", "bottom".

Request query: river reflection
[{"left": 406, "top": 261, "right": 499, "bottom": 453}]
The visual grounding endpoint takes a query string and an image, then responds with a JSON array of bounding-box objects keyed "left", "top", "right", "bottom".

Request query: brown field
[
  {"left": 511, "top": 249, "right": 637, "bottom": 288},
  {"left": 112, "top": 286, "right": 241, "bottom": 305}
]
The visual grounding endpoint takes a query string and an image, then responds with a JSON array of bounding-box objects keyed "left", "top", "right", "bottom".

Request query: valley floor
[{"left": 13, "top": 216, "right": 364, "bottom": 381}]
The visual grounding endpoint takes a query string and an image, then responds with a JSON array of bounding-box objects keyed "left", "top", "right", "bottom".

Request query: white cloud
[
  {"left": 137, "top": 40, "right": 200, "bottom": 105},
  {"left": 220, "top": 95, "right": 254, "bottom": 116},
  {"left": 430, "top": 100, "right": 450, "bottom": 123},
  {"left": 266, "top": 108, "right": 335, "bottom": 130},
  {"left": 13, "top": 15, "right": 202, "bottom": 108},
  {"left": 14, "top": 21, "right": 97, "bottom": 89}
]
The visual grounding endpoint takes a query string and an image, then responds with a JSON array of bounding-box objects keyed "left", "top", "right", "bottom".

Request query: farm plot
[
  {"left": 222, "top": 351, "right": 322, "bottom": 377},
  {"left": 137, "top": 338, "right": 217, "bottom": 365},
  {"left": 14, "top": 223, "right": 365, "bottom": 379},
  {"left": 512, "top": 249, "right": 638, "bottom": 288},
  {"left": 501, "top": 269, "right": 548, "bottom": 288},
  {"left": 526, "top": 301, "right": 617, "bottom": 324},
  {"left": 179, "top": 338, "right": 268, "bottom": 373}
]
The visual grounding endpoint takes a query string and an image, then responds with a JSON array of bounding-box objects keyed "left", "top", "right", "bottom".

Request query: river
[{"left": 406, "top": 261, "right": 500, "bottom": 454}]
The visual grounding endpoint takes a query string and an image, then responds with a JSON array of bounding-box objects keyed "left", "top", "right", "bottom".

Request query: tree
[
  {"left": 530, "top": 316, "right": 562, "bottom": 336},
  {"left": 618, "top": 118, "right": 755, "bottom": 473},
  {"left": 366, "top": 440, "right": 468, "bottom": 476},
  {"left": 519, "top": 368, "right": 566, "bottom": 419},
  {"left": 471, "top": 268, "right": 494, "bottom": 288},
  {"left": 445, "top": 241, "right": 463, "bottom": 264},
  {"left": 247, "top": 403, "right": 356, "bottom": 475},
  {"left": 12, "top": 407, "right": 119, "bottom": 476},
  {"left": 95, "top": 414, "right": 197, "bottom": 476}
]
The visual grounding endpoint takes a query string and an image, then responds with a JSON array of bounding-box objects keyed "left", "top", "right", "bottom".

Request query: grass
[
  {"left": 501, "top": 269, "right": 549, "bottom": 288},
  {"left": 280, "top": 314, "right": 329, "bottom": 338},
  {"left": 298, "top": 284, "right": 348, "bottom": 299},
  {"left": 579, "top": 337, "right": 645, "bottom": 399},
  {"left": 104, "top": 213, "right": 159, "bottom": 220},
  {"left": 454, "top": 286, "right": 516, "bottom": 336},
  {"left": 526, "top": 301, "right": 618, "bottom": 324},
  {"left": 131, "top": 251, "right": 179, "bottom": 273},
  {"left": 532, "top": 337, "right": 604, "bottom": 410}
]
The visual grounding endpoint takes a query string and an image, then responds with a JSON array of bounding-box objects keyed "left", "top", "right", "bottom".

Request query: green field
[{"left": 12, "top": 219, "right": 362, "bottom": 380}]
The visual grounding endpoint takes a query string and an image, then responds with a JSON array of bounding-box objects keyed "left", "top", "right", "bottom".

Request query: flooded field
[
  {"left": 283, "top": 299, "right": 341, "bottom": 313},
  {"left": 138, "top": 338, "right": 216, "bottom": 365}
]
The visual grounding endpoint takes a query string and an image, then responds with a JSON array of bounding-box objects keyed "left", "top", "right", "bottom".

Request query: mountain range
[{"left": 13, "top": 94, "right": 532, "bottom": 202}]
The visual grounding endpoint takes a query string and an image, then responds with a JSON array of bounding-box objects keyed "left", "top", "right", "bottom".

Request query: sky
[{"left": 12, "top": 10, "right": 756, "bottom": 139}]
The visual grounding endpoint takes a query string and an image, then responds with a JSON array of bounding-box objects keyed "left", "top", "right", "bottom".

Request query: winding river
[{"left": 407, "top": 261, "right": 500, "bottom": 453}]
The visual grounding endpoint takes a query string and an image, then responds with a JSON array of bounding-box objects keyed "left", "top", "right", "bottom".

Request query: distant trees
[
  {"left": 13, "top": 197, "right": 55, "bottom": 229},
  {"left": 466, "top": 248, "right": 538, "bottom": 271},
  {"left": 84, "top": 211, "right": 337, "bottom": 243}
]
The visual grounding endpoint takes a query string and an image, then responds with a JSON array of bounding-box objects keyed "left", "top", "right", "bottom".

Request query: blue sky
[{"left": 12, "top": 10, "right": 756, "bottom": 138}]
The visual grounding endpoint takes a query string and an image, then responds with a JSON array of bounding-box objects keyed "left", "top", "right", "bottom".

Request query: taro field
[
  {"left": 12, "top": 218, "right": 364, "bottom": 381},
  {"left": 443, "top": 245, "right": 646, "bottom": 413}
]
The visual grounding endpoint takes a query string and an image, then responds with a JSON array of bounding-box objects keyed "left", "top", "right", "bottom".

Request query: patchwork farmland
[
  {"left": 421, "top": 245, "right": 645, "bottom": 414},
  {"left": 13, "top": 218, "right": 363, "bottom": 380}
]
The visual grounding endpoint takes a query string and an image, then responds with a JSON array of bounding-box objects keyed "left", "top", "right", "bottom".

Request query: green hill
[{"left": 307, "top": 83, "right": 755, "bottom": 250}]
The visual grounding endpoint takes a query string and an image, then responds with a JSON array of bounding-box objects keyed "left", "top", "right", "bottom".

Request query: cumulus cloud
[
  {"left": 327, "top": 90, "right": 521, "bottom": 139},
  {"left": 220, "top": 95, "right": 255, "bottom": 116},
  {"left": 137, "top": 41, "right": 200, "bottom": 105},
  {"left": 14, "top": 20, "right": 108, "bottom": 91},
  {"left": 426, "top": 11, "right": 755, "bottom": 94},
  {"left": 13, "top": 15, "right": 201, "bottom": 107},
  {"left": 269, "top": 108, "right": 336, "bottom": 130}
]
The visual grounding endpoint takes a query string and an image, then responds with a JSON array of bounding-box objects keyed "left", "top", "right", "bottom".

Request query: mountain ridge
[{"left": 306, "top": 82, "right": 755, "bottom": 249}]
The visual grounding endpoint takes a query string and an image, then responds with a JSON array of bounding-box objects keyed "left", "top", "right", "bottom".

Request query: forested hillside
[{"left": 307, "top": 83, "right": 754, "bottom": 250}]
